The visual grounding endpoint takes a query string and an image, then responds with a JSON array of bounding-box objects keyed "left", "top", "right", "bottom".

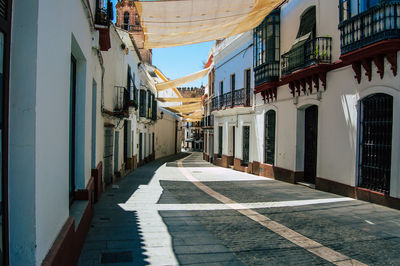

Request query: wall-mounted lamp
[
  {"left": 293, "top": 96, "right": 299, "bottom": 105},
  {"left": 317, "top": 91, "right": 323, "bottom": 101}
]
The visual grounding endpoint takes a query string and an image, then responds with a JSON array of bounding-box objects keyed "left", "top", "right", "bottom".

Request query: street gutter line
[{"left": 177, "top": 154, "right": 367, "bottom": 266}]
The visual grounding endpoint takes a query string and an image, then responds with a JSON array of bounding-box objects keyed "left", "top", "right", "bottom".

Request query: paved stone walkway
[{"left": 79, "top": 152, "right": 400, "bottom": 265}]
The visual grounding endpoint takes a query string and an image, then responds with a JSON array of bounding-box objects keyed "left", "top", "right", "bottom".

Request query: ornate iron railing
[
  {"left": 233, "top": 89, "right": 245, "bottom": 107},
  {"left": 211, "top": 89, "right": 251, "bottom": 111},
  {"left": 211, "top": 97, "right": 219, "bottom": 111},
  {"left": 339, "top": 2, "right": 400, "bottom": 54},
  {"left": 95, "top": 0, "right": 113, "bottom": 26},
  {"left": 254, "top": 62, "right": 280, "bottom": 86},
  {"left": 114, "top": 86, "right": 129, "bottom": 112},
  {"left": 223, "top": 92, "right": 232, "bottom": 108},
  {"left": 281, "top": 37, "right": 332, "bottom": 76}
]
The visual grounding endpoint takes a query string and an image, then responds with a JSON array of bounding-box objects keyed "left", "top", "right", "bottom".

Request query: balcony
[
  {"left": 95, "top": 0, "right": 113, "bottom": 26},
  {"left": 281, "top": 37, "right": 332, "bottom": 76},
  {"left": 95, "top": 0, "right": 113, "bottom": 51},
  {"left": 254, "top": 62, "right": 280, "bottom": 86},
  {"left": 113, "top": 86, "right": 129, "bottom": 118},
  {"left": 339, "top": 1, "right": 400, "bottom": 55},
  {"left": 211, "top": 88, "right": 251, "bottom": 112}
]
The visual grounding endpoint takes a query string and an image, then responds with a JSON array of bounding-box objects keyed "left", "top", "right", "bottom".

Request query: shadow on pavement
[{"left": 78, "top": 152, "right": 191, "bottom": 265}]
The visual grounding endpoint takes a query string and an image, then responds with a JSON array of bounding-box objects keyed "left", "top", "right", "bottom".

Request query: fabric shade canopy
[
  {"left": 156, "top": 67, "right": 210, "bottom": 91},
  {"left": 157, "top": 97, "right": 202, "bottom": 103},
  {"left": 135, "top": 0, "right": 283, "bottom": 48}
]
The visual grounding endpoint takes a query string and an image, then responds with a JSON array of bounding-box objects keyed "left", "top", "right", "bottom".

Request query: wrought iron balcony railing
[
  {"left": 95, "top": 0, "right": 113, "bottom": 26},
  {"left": 211, "top": 97, "right": 219, "bottom": 112},
  {"left": 254, "top": 62, "right": 280, "bottom": 86},
  {"left": 339, "top": 2, "right": 400, "bottom": 54},
  {"left": 114, "top": 86, "right": 129, "bottom": 113},
  {"left": 211, "top": 89, "right": 251, "bottom": 111},
  {"left": 281, "top": 37, "right": 332, "bottom": 76}
]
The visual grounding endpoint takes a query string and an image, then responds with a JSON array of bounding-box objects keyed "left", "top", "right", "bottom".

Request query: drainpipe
[{"left": 81, "top": 0, "right": 95, "bottom": 32}]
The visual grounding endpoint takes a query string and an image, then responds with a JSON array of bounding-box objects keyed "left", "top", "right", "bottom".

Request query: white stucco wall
[
  {"left": 10, "top": 0, "right": 99, "bottom": 263},
  {"left": 155, "top": 109, "right": 179, "bottom": 159}
]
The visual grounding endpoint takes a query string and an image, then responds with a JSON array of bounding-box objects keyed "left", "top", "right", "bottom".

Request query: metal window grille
[
  {"left": 243, "top": 126, "right": 250, "bottom": 165},
  {"left": 358, "top": 93, "right": 393, "bottom": 194},
  {"left": 218, "top": 126, "right": 223, "bottom": 158},
  {"left": 265, "top": 110, "right": 276, "bottom": 165}
]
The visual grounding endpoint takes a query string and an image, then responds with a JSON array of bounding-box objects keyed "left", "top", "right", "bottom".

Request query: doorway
[{"left": 304, "top": 105, "right": 318, "bottom": 184}]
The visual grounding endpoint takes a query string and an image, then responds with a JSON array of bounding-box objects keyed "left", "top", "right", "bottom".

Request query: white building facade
[
  {"left": 204, "top": 32, "right": 255, "bottom": 171},
  {"left": 206, "top": 0, "right": 400, "bottom": 210},
  {"left": 4, "top": 0, "right": 180, "bottom": 265}
]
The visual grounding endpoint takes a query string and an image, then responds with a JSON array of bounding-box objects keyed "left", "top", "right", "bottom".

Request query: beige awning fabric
[
  {"left": 157, "top": 97, "right": 202, "bottom": 103},
  {"left": 135, "top": 0, "right": 283, "bottom": 48},
  {"left": 166, "top": 103, "right": 202, "bottom": 113},
  {"left": 156, "top": 68, "right": 210, "bottom": 91}
]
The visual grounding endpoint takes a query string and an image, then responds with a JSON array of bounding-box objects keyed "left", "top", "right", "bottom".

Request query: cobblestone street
[{"left": 79, "top": 152, "right": 400, "bottom": 265}]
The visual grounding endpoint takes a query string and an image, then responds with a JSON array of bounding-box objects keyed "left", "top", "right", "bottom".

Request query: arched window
[
  {"left": 265, "top": 110, "right": 276, "bottom": 165},
  {"left": 358, "top": 93, "right": 393, "bottom": 193},
  {"left": 135, "top": 13, "right": 140, "bottom": 25},
  {"left": 124, "top": 12, "right": 130, "bottom": 30}
]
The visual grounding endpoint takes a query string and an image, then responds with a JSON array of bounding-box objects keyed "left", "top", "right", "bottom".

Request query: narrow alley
[{"left": 79, "top": 153, "right": 400, "bottom": 265}]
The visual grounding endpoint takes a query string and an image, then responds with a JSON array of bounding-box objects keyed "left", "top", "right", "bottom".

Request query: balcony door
[{"left": 304, "top": 105, "right": 318, "bottom": 184}]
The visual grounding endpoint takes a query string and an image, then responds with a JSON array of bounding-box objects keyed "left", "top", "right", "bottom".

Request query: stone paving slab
[{"left": 79, "top": 152, "right": 400, "bottom": 265}]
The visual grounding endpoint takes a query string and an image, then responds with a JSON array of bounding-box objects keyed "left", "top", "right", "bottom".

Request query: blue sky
[
  {"left": 152, "top": 42, "right": 213, "bottom": 88},
  {"left": 110, "top": 0, "right": 213, "bottom": 88}
]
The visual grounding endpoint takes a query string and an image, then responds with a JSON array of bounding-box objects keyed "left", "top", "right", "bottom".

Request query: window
[
  {"left": 264, "top": 110, "right": 276, "bottom": 165},
  {"left": 358, "top": 93, "right": 393, "bottom": 194},
  {"left": 219, "top": 81, "right": 223, "bottom": 96},
  {"left": 147, "top": 90, "right": 152, "bottom": 118},
  {"left": 242, "top": 126, "right": 250, "bottom": 165},
  {"left": 244, "top": 69, "right": 251, "bottom": 106},
  {"left": 135, "top": 13, "right": 140, "bottom": 25},
  {"left": 218, "top": 126, "right": 223, "bottom": 158},
  {"left": 127, "top": 65, "right": 135, "bottom": 101},
  {"left": 124, "top": 12, "right": 130, "bottom": 30},
  {"left": 340, "top": 0, "right": 381, "bottom": 22},
  {"left": 253, "top": 9, "right": 280, "bottom": 85},
  {"left": 297, "top": 6, "right": 316, "bottom": 39},
  {"left": 139, "top": 90, "right": 146, "bottom": 117},
  {"left": 230, "top": 74, "right": 235, "bottom": 92},
  {"left": 253, "top": 9, "right": 280, "bottom": 68}
]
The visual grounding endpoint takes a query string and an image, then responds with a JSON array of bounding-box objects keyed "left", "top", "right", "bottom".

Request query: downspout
[{"left": 80, "top": 0, "right": 95, "bottom": 32}]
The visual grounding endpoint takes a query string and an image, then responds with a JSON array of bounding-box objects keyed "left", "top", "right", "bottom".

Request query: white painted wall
[
  {"left": 155, "top": 108, "right": 180, "bottom": 159},
  {"left": 252, "top": 0, "right": 400, "bottom": 198},
  {"left": 10, "top": 0, "right": 98, "bottom": 263}
]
